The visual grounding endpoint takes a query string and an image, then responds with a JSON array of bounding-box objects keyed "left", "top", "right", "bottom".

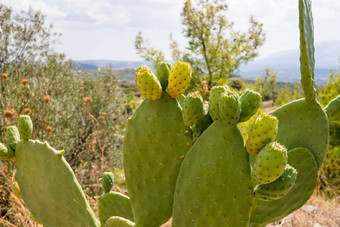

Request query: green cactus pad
[
  {"left": 167, "top": 61, "right": 191, "bottom": 98},
  {"left": 15, "top": 140, "right": 99, "bottom": 227},
  {"left": 219, "top": 90, "right": 241, "bottom": 126},
  {"left": 99, "top": 192, "right": 134, "bottom": 226},
  {"left": 105, "top": 216, "right": 135, "bottom": 227},
  {"left": 250, "top": 147, "right": 318, "bottom": 226},
  {"left": 12, "top": 181, "right": 22, "bottom": 199},
  {"left": 135, "top": 66, "right": 162, "bottom": 100},
  {"left": 123, "top": 92, "right": 191, "bottom": 227},
  {"left": 238, "top": 89, "right": 262, "bottom": 123},
  {"left": 182, "top": 92, "right": 204, "bottom": 126},
  {"left": 299, "top": 0, "right": 316, "bottom": 101},
  {"left": 209, "top": 85, "right": 230, "bottom": 121},
  {"left": 271, "top": 99, "right": 328, "bottom": 168},
  {"left": 251, "top": 142, "right": 287, "bottom": 185},
  {"left": 254, "top": 164, "right": 297, "bottom": 201},
  {"left": 246, "top": 114, "right": 279, "bottom": 155},
  {"left": 5, "top": 126, "right": 20, "bottom": 150},
  {"left": 102, "top": 172, "right": 115, "bottom": 193},
  {"left": 192, "top": 103, "right": 213, "bottom": 140},
  {"left": 172, "top": 121, "right": 253, "bottom": 227},
  {"left": 155, "top": 61, "right": 172, "bottom": 89},
  {"left": 0, "top": 143, "right": 15, "bottom": 160},
  {"left": 324, "top": 95, "right": 340, "bottom": 124},
  {"left": 18, "top": 115, "right": 33, "bottom": 140}
]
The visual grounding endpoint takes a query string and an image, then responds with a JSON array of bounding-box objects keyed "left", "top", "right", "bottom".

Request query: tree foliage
[{"left": 135, "top": 0, "right": 265, "bottom": 91}]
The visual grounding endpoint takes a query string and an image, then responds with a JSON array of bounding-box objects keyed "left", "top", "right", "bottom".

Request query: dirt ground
[{"left": 161, "top": 195, "right": 340, "bottom": 227}]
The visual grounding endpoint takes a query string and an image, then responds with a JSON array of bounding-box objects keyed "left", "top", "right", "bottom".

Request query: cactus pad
[
  {"left": 324, "top": 95, "right": 340, "bottom": 124},
  {"left": 254, "top": 164, "right": 297, "bottom": 201},
  {"left": 15, "top": 140, "right": 99, "bottom": 227},
  {"left": 251, "top": 142, "right": 287, "bottom": 184},
  {"left": 246, "top": 114, "right": 279, "bottom": 155},
  {"left": 18, "top": 115, "right": 33, "bottom": 140},
  {"left": 173, "top": 121, "right": 253, "bottom": 227},
  {"left": 209, "top": 85, "right": 230, "bottom": 121},
  {"left": 219, "top": 90, "right": 241, "bottom": 126},
  {"left": 250, "top": 147, "right": 318, "bottom": 226},
  {"left": 271, "top": 99, "right": 328, "bottom": 168},
  {"left": 238, "top": 89, "right": 262, "bottom": 123},
  {"left": 123, "top": 92, "right": 191, "bottom": 227},
  {"left": 105, "top": 216, "right": 135, "bottom": 227},
  {"left": 167, "top": 61, "right": 191, "bottom": 98},
  {"left": 99, "top": 192, "right": 134, "bottom": 226},
  {"left": 182, "top": 92, "right": 204, "bottom": 126},
  {"left": 135, "top": 66, "right": 162, "bottom": 100},
  {"left": 5, "top": 126, "right": 20, "bottom": 150}
]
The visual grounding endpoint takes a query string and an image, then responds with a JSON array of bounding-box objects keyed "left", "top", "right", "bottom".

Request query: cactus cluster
[{"left": 0, "top": 1, "right": 339, "bottom": 227}]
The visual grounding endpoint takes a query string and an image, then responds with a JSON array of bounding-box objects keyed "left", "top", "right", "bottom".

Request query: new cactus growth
[
  {"left": 102, "top": 172, "right": 115, "bottom": 193},
  {"left": 208, "top": 85, "right": 229, "bottom": 121},
  {"left": 246, "top": 114, "right": 279, "bottom": 155},
  {"left": 155, "top": 61, "right": 172, "bottom": 89},
  {"left": 167, "top": 61, "right": 191, "bottom": 98},
  {"left": 99, "top": 172, "right": 134, "bottom": 225},
  {"left": 17, "top": 115, "right": 33, "bottom": 140},
  {"left": 5, "top": 126, "right": 20, "bottom": 149},
  {"left": 219, "top": 90, "right": 241, "bottom": 126},
  {"left": 238, "top": 89, "right": 262, "bottom": 123},
  {"left": 182, "top": 92, "right": 204, "bottom": 126},
  {"left": 135, "top": 66, "right": 162, "bottom": 100},
  {"left": 254, "top": 164, "right": 297, "bottom": 201}
]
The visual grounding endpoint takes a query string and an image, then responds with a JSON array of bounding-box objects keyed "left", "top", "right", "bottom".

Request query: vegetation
[{"left": 136, "top": 0, "right": 265, "bottom": 95}]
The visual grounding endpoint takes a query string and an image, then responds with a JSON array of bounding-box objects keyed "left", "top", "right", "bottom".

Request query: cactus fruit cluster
[{"left": 0, "top": 1, "right": 339, "bottom": 227}]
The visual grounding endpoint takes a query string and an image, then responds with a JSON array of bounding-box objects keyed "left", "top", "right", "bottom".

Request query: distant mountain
[
  {"left": 74, "top": 40, "right": 340, "bottom": 84},
  {"left": 239, "top": 40, "right": 340, "bottom": 84}
]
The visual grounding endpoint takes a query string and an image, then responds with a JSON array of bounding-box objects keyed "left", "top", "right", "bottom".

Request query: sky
[{"left": 2, "top": 0, "right": 340, "bottom": 61}]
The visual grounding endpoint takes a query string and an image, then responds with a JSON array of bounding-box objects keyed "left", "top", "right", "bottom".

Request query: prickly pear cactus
[
  {"left": 105, "top": 216, "right": 135, "bottom": 227},
  {"left": 254, "top": 164, "right": 297, "bottom": 201},
  {"left": 102, "top": 172, "right": 115, "bottom": 193},
  {"left": 135, "top": 66, "right": 162, "bottom": 100},
  {"left": 99, "top": 192, "right": 134, "bottom": 226},
  {"left": 167, "top": 61, "right": 191, "bottom": 98},
  {"left": 123, "top": 71, "right": 192, "bottom": 226},
  {"left": 0, "top": 142, "right": 15, "bottom": 160},
  {"left": 5, "top": 126, "right": 20, "bottom": 149},
  {"left": 251, "top": 142, "right": 287, "bottom": 185},
  {"left": 172, "top": 121, "right": 253, "bottom": 227},
  {"left": 238, "top": 89, "right": 262, "bottom": 123},
  {"left": 16, "top": 140, "right": 99, "bottom": 227},
  {"left": 246, "top": 114, "right": 279, "bottom": 155},
  {"left": 219, "top": 90, "right": 240, "bottom": 126},
  {"left": 208, "top": 85, "right": 229, "bottom": 121},
  {"left": 182, "top": 92, "right": 204, "bottom": 127},
  {"left": 325, "top": 95, "right": 340, "bottom": 124},
  {"left": 250, "top": 147, "right": 318, "bottom": 226},
  {"left": 155, "top": 61, "right": 172, "bottom": 89},
  {"left": 17, "top": 115, "right": 33, "bottom": 140}
]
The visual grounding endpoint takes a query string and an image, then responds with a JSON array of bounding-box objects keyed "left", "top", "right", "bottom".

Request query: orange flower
[
  {"left": 4, "top": 108, "right": 16, "bottom": 119},
  {"left": 83, "top": 97, "right": 92, "bottom": 104},
  {"left": 123, "top": 100, "right": 127, "bottom": 104},
  {"left": 111, "top": 127, "right": 116, "bottom": 132},
  {"left": 46, "top": 126, "right": 52, "bottom": 135},
  {"left": 21, "top": 78, "right": 28, "bottom": 86},
  {"left": 79, "top": 87, "right": 84, "bottom": 90},
  {"left": 43, "top": 95, "right": 50, "bottom": 103},
  {"left": 36, "top": 108, "right": 40, "bottom": 113},
  {"left": 102, "top": 112, "right": 107, "bottom": 118},
  {"left": 24, "top": 108, "right": 30, "bottom": 115},
  {"left": 2, "top": 73, "right": 7, "bottom": 80}
]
